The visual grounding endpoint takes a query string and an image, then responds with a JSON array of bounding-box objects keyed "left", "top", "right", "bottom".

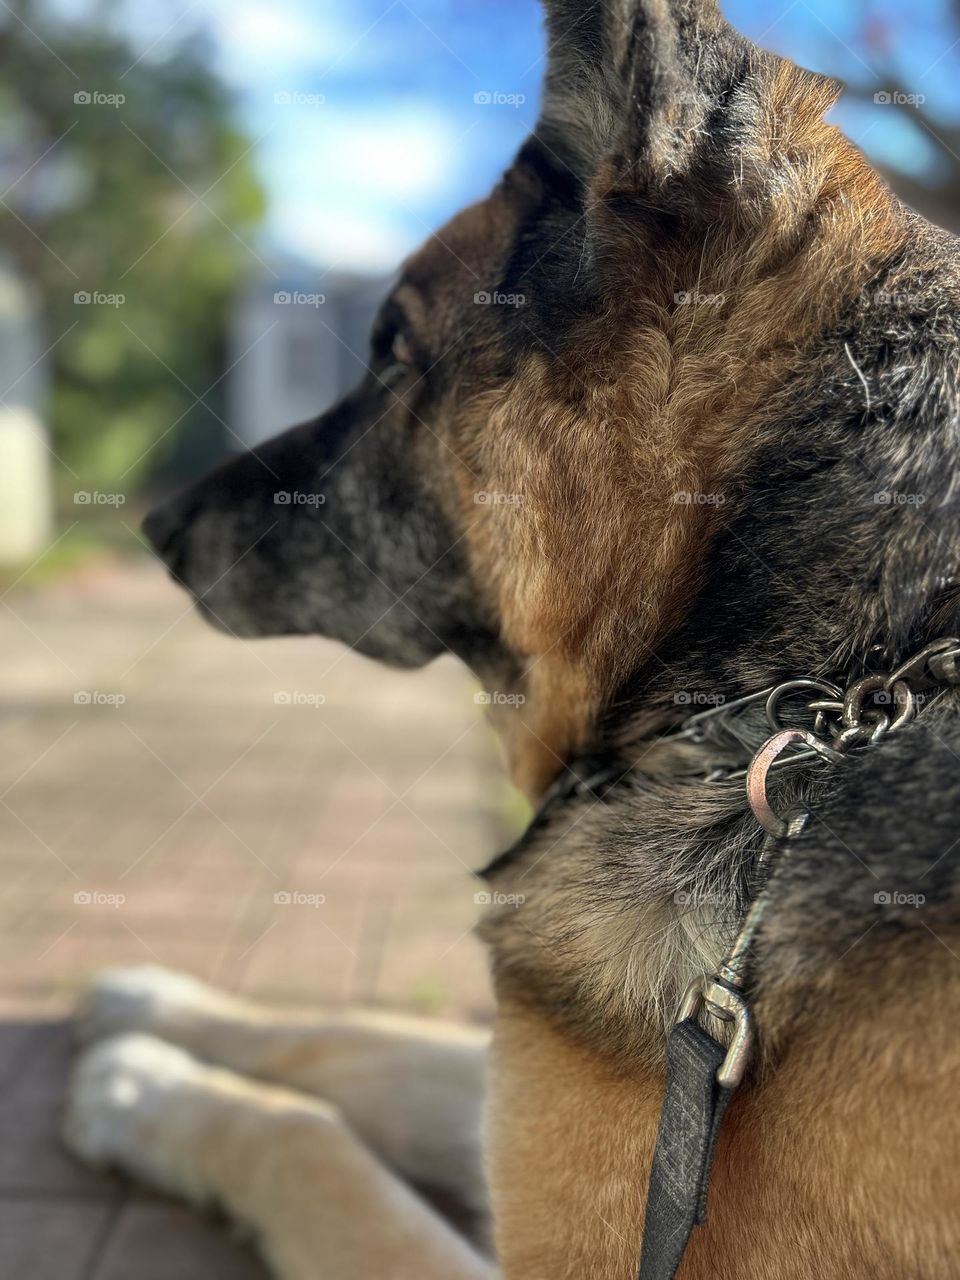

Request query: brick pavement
[{"left": 0, "top": 558, "right": 514, "bottom": 1277}]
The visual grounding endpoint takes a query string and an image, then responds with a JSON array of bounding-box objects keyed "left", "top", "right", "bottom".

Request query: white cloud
[
  {"left": 268, "top": 205, "right": 416, "bottom": 274},
  {"left": 257, "top": 102, "right": 465, "bottom": 270},
  {"left": 209, "top": 0, "right": 348, "bottom": 74},
  {"left": 319, "top": 107, "right": 459, "bottom": 204}
]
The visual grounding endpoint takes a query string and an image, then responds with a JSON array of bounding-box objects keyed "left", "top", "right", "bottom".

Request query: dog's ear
[
  {"left": 536, "top": 0, "right": 841, "bottom": 216},
  {"left": 473, "top": 4, "right": 898, "bottom": 799}
]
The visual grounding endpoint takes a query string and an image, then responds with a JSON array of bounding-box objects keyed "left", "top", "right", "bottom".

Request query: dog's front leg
[
  {"left": 75, "top": 965, "right": 490, "bottom": 1217},
  {"left": 64, "top": 1033, "right": 496, "bottom": 1280}
]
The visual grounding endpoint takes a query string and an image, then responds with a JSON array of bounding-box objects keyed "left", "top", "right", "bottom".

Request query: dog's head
[{"left": 144, "top": 0, "right": 903, "bottom": 794}]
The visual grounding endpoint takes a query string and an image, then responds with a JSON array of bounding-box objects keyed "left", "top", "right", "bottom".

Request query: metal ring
[
  {"left": 746, "top": 729, "right": 842, "bottom": 837},
  {"left": 835, "top": 715, "right": 890, "bottom": 750},
  {"left": 842, "top": 675, "right": 887, "bottom": 730},
  {"left": 677, "top": 977, "right": 754, "bottom": 1088},
  {"left": 842, "top": 674, "right": 915, "bottom": 742},
  {"left": 764, "top": 679, "right": 843, "bottom": 734},
  {"left": 885, "top": 678, "right": 917, "bottom": 734},
  {"left": 808, "top": 698, "right": 844, "bottom": 739},
  {"left": 928, "top": 645, "right": 960, "bottom": 686}
]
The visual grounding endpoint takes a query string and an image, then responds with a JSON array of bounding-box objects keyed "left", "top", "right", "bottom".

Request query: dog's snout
[{"left": 142, "top": 502, "right": 183, "bottom": 563}]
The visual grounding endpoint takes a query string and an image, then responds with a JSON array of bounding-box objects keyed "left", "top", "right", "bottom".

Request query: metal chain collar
[{"left": 677, "top": 636, "right": 960, "bottom": 1088}]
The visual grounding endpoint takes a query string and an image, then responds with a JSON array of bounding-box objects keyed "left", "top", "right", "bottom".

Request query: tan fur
[
  {"left": 489, "top": 941, "right": 960, "bottom": 1279},
  {"left": 64, "top": 941, "right": 960, "bottom": 1280},
  {"left": 449, "top": 65, "right": 905, "bottom": 795},
  {"left": 64, "top": 968, "right": 495, "bottom": 1279}
]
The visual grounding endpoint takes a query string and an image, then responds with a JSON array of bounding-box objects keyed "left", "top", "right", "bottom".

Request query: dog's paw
[
  {"left": 76, "top": 965, "right": 223, "bottom": 1044},
  {"left": 64, "top": 1032, "right": 343, "bottom": 1208},
  {"left": 63, "top": 1033, "right": 210, "bottom": 1195}
]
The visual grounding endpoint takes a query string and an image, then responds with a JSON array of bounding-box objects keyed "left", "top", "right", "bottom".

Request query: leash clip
[
  {"left": 642, "top": 640, "right": 960, "bottom": 1280},
  {"left": 676, "top": 976, "right": 753, "bottom": 1088}
]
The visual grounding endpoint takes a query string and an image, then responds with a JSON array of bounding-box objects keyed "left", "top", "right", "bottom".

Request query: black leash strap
[
  {"left": 629, "top": 640, "right": 957, "bottom": 1280},
  {"left": 637, "top": 1019, "right": 734, "bottom": 1280}
]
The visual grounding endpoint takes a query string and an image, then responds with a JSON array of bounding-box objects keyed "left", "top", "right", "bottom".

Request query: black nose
[{"left": 141, "top": 502, "right": 182, "bottom": 563}]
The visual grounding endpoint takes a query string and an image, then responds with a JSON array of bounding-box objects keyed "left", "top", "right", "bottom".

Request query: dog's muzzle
[{"left": 142, "top": 500, "right": 184, "bottom": 571}]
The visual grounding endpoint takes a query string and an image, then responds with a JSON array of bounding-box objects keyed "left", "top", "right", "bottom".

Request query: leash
[{"left": 637, "top": 637, "right": 960, "bottom": 1280}]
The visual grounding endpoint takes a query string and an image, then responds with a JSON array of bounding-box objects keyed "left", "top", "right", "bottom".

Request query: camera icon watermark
[
  {"left": 672, "top": 491, "right": 726, "bottom": 507},
  {"left": 673, "top": 691, "right": 726, "bottom": 707},
  {"left": 273, "top": 691, "right": 326, "bottom": 708},
  {"left": 874, "top": 90, "right": 925, "bottom": 106},
  {"left": 873, "top": 490, "right": 926, "bottom": 506},
  {"left": 74, "top": 290, "right": 125, "bottom": 307},
  {"left": 474, "top": 890, "right": 526, "bottom": 907},
  {"left": 74, "top": 90, "right": 125, "bottom": 108},
  {"left": 474, "top": 290, "right": 526, "bottom": 307},
  {"left": 273, "top": 890, "right": 326, "bottom": 907},
  {"left": 673, "top": 890, "right": 725, "bottom": 907},
  {"left": 876, "top": 291, "right": 923, "bottom": 309},
  {"left": 273, "top": 490, "right": 326, "bottom": 507},
  {"left": 274, "top": 90, "right": 326, "bottom": 107},
  {"left": 874, "top": 890, "right": 925, "bottom": 907},
  {"left": 74, "top": 490, "right": 126, "bottom": 506},
  {"left": 473, "top": 90, "right": 526, "bottom": 107},
  {"left": 74, "top": 690, "right": 126, "bottom": 707},
  {"left": 674, "top": 291, "right": 725, "bottom": 307},
  {"left": 74, "top": 890, "right": 126, "bottom": 908},
  {"left": 474, "top": 690, "right": 526, "bottom": 707},
  {"left": 273, "top": 290, "right": 325, "bottom": 307},
  {"left": 473, "top": 491, "right": 523, "bottom": 506}
]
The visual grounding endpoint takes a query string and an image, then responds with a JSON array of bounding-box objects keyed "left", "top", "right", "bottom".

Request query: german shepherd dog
[{"left": 64, "top": 1, "right": 960, "bottom": 1276}]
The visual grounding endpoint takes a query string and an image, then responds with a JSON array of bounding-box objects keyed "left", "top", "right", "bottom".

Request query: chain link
[
  {"left": 670, "top": 637, "right": 960, "bottom": 813},
  {"left": 675, "top": 637, "right": 960, "bottom": 1088},
  {"left": 746, "top": 637, "right": 960, "bottom": 835}
]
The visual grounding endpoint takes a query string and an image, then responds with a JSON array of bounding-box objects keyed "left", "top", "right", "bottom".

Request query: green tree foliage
[{"left": 0, "top": 0, "right": 266, "bottom": 494}]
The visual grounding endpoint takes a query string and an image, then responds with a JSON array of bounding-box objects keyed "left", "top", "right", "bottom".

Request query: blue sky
[
  {"left": 62, "top": 0, "right": 960, "bottom": 273},
  {"left": 206, "top": 0, "right": 544, "bottom": 270}
]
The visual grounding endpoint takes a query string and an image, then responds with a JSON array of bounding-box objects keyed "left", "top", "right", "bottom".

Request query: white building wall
[
  {"left": 228, "top": 272, "right": 389, "bottom": 450},
  {"left": 0, "top": 266, "right": 53, "bottom": 564}
]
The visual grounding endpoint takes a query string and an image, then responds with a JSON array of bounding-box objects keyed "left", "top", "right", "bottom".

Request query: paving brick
[
  {"left": 0, "top": 1022, "right": 120, "bottom": 1198},
  {"left": 91, "top": 1202, "right": 268, "bottom": 1280},
  {"left": 0, "top": 1199, "right": 115, "bottom": 1280}
]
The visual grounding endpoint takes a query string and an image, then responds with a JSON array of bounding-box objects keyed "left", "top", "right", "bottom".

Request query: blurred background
[
  {"left": 0, "top": 1, "right": 958, "bottom": 1274},
  {"left": 0, "top": 2, "right": 959, "bottom": 1271}
]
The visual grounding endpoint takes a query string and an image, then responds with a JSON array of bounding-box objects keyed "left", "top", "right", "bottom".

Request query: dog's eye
[
  {"left": 380, "top": 331, "right": 417, "bottom": 387},
  {"left": 391, "top": 332, "right": 415, "bottom": 367}
]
